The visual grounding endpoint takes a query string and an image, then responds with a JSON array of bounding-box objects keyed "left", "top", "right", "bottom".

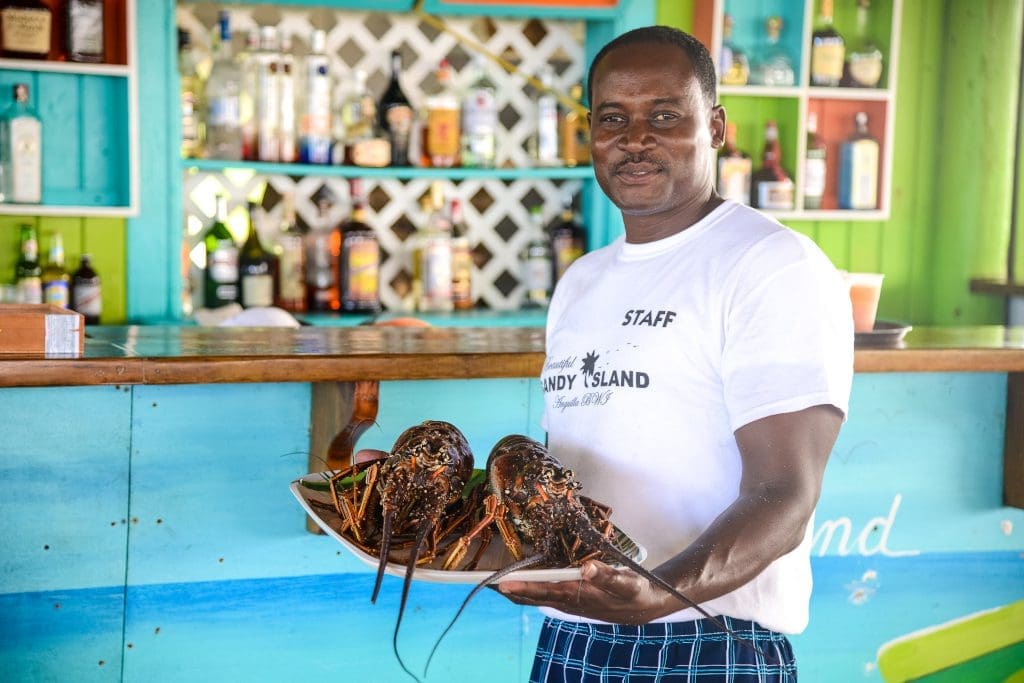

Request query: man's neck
[{"left": 622, "top": 192, "right": 724, "bottom": 244}]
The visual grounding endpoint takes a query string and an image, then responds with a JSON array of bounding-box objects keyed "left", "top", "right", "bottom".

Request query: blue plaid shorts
[{"left": 530, "top": 616, "right": 797, "bottom": 682}]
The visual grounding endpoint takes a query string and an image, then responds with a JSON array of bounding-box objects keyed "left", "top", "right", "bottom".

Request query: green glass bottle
[{"left": 203, "top": 194, "right": 239, "bottom": 308}]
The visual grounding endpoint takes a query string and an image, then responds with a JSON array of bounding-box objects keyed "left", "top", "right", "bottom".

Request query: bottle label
[
  {"left": 17, "top": 276, "right": 42, "bottom": 304},
  {"left": 208, "top": 96, "right": 240, "bottom": 127},
  {"left": 43, "top": 280, "right": 69, "bottom": 308},
  {"left": 525, "top": 256, "right": 552, "bottom": 305},
  {"left": 811, "top": 40, "right": 845, "bottom": 85},
  {"left": 350, "top": 137, "right": 390, "bottom": 167},
  {"left": 804, "top": 156, "right": 827, "bottom": 203},
  {"left": 426, "top": 108, "right": 460, "bottom": 165},
  {"left": 462, "top": 89, "right": 496, "bottom": 165},
  {"left": 67, "top": 2, "right": 104, "bottom": 57},
  {"left": 10, "top": 116, "right": 41, "bottom": 203},
  {"left": 847, "top": 139, "right": 879, "bottom": 209},
  {"left": 208, "top": 244, "right": 239, "bottom": 283},
  {"left": 717, "top": 157, "right": 752, "bottom": 205},
  {"left": 450, "top": 243, "right": 473, "bottom": 305},
  {"left": 757, "top": 179, "right": 794, "bottom": 210},
  {"left": 241, "top": 273, "right": 274, "bottom": 307},
  {"left": 848, "top": 54, "right": 883, "bottom": 88},
  {"left": 420, "top": 238, "right": 452, "bottom": 309},
  {"left": 72, "top": 282, "right": 102, "bottom": 316},
  {"left": 343, "top": 237, "right": 379, "bottom": 305},
  {"left": 1, "top": 8, "right": 51, "bottom": 55}
]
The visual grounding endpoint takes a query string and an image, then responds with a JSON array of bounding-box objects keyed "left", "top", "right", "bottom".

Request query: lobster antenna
[
  {"left": 424, "top": 553, "right": 547, "bottom": 677},
  {"left": 371, "top": 511, "right": 394, "bottom": 604},
  {"left": 392, "top": 520, "right": 434, "bottom": 683}
]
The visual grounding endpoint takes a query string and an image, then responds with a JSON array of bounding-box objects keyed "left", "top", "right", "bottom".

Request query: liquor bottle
[
  {"left": 178, "top": 28, "right": 205, "bottom": 159},
  {"left": 71, "top": 254, "right": 101, "bottom": 324},
  {"left": 0, "top": 1, "right": 52, "bottom": 60},
  {"left": 460, "top": 55, "right": 497, "bottom": 169},
  {"left": 449, "top": 197, "right": 473, "bottom": 310},
  {"left": 560, "top": 84, "right": 590, "bottom": 168},
  {"left": 521, "top": 206, "right": 553, "bottom": 307},
  {"left": 41, "top": 232, "right": 70, "bottom": 308},
  {"left": 716, "top": 121, "right": 752, "bottom": 205},
  {"left": 750, "top": 120, "right": 794, "bottom": 210},
  {"left": 379, "top": 50, "right": 414, "bottom": 167},
  {"left": 254, "top": 26, "right": 281, "bottom": 163},
  {"left": 549, "top": 198, "right": 586, "bottom": 286},
  {"left": 305, "top": 199, "right": 340, "bottom": 312},
  {"left": 810, "top": 0, "right": 845, "bottom": 87},
  {"left": 278, "top": 34, "right": 297, "bottom": 163},
  {"left": 274, "top": 192, "right": 306, "bottom": 313},
  {"left": 531, "top": 65, "right": 560, "bottom": 167},
  {"left": 203, "top": 194, "right": 239, "bottom": 308},
  {"left": 65, "top": 0, "right": 103, "bottom": 63},
  {"left": 338, "top": 179, "right": 380, "bottom": 313},
  {"left": 425, "top": 59, "right": 460, "bottom": 168},
  {"left": 0, "top": 83, "right": 42, "bottom": 204},
  {"left": 752, "top": 16, "right": 795, "bottom": 87},
  {"left": 719, "top": 13, "right": 749, "bottom": 86},
  {"left": 414, "top": 182, "right": 453, "bottom": 311},
  {"left": 299, "top": 29, "right": 332, "bottom": 164},
  {"left": 238, "top": 201, "right": 278, "bottom": 309},
  {"left": 838, "top": 111, "right": 879, "bottom": 210},
  {"left": 14, "top": 223, "right": 42, "bottom": 304},
  {"left": 341, "top": 69, "right": 389, "bottom": 168},
  {"left": 804, "top": 111, "right": 827, "bottom": 210},
  {"left": 845, "top": 0, "right": 884, "bottom": 88},
  {"left": 205, "top": 11, "right": 243, "bottom": 160},
  {"left": 239, "top": 30, "right": 259, "bottom": 161}
]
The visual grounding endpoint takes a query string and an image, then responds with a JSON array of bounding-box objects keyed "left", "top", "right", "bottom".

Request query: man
[{"left": 496, "top": 26, "right": 854, "bottom": 681}]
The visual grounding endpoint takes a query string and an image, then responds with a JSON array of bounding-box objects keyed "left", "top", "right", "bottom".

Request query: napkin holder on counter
[{"left": 0, "top": 304, "right": 85, "bottom": 355}]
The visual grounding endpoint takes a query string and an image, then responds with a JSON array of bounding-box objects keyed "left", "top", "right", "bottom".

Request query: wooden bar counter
[{"left": 1, "top": 324, "right": 1024, "bottom": 387}]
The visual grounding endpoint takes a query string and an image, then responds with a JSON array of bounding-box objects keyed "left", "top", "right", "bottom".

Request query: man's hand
[{"left": 496, "top": 559, "right": 677, "bottom": 624}]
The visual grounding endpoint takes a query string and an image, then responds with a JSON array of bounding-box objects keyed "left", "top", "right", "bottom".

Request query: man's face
[{"left": 589, "top": 42, "right": 721, "bottom": 221}]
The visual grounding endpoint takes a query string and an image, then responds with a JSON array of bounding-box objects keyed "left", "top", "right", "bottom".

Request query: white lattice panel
[{"left": 178, "top": 5, "right": 587, "bottom": 313}]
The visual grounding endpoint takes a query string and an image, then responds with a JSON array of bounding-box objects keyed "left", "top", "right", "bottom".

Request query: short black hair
[{"left": 587, "top": 25, "right": 717, "bottom": 108}]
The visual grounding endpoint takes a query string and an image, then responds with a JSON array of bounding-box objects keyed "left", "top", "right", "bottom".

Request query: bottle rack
[
  {"left": 0, "top": 0, "right": 138, "bottom": 217},
  {"left": 697, "top": 0, "right": 902, "bottom": 221}
]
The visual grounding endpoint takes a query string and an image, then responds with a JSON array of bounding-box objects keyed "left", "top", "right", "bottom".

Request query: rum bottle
[
  {"left": 0, "top": 1, "right": 52, "bottom": 60},
  {"left": 238, "top": 201, "right": 277, "bottom": 309},
  {"left": 379, "top": 50, "right": 414, "bottom": 167},
  {"left": 521, "top": 206, "right": 552, "bottom": 307},
  {"left": 530, "top": 65, "right": 560, "bottom": 167},
  {"left": 810, "top": 0, "right": 845, "bottom": 87},
  {"left": 205, "top": 11, "right": 243, "bottom": 160},
  {"left": 845, "top": 0, "right": 883, "bottom": 88},
  {"left": 254, "top": 26, "right": 281, "bottom": 163},
  {"left": 66, "top": 0, "right": 104, "bottom": 64},
  {"left": 449, "top": 197, "right": 474, "bottom": 310},
  {"left": 0, "top": 83, "right": 42, "bottom": 204},
  {"left": 338, "top": 179, "right": 380, "bottom": 314},
  {"left": 425, "top": 60, "right": 460, "bottom": 168},
  {"left": 838, "top": 111, "right": 879, "bottom": 210},
  {"left": 717, "top": 121, "right": 752, "bottom": 205},
  {"left": 71, "top": 254, "right": 101, "bottom": 324},
  {"left": 274, "top": 192, "right": 306, "bottom": 313},
  {"left": 804, "top": 112, "right": 827, "bottom": 210},
  {"left": 41, "top": 232, "right": 70, "bottom": 308},
  {"left": 305, "top": 199, "right": 340, "bottom": 312},
  {"left": 459, "top": 55, "right": 497, "bottom": 169},
  {"left": 203, "top": 194, "right": 239, "bottom": 308},
  {"left": 14, "top": 223, "right": 42, "bottom": 304},
  {"left": 750, "top": 120, "right": 793, "bottom": 210},
  {"left": 179, "top": 28, "right": 205, "bottom": 159},
  {"left": 299, "top": 29, "right": 332, "bottom": 164},
  {"left": 549, "top": 198, "right": 586, "bottom": 286}
]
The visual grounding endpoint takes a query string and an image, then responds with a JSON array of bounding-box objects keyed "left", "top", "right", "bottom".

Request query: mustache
[{"left": 613, "top": 153, "right": 664, "bottom": 172}]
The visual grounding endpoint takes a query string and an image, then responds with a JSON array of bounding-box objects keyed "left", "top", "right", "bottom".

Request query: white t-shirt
[{"left": 539, "top": 200, "right": 854, "bottom": 634}]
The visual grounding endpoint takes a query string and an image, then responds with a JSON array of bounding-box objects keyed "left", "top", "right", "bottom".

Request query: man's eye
[
  {"left": 652, "top": 112, "right": 678, "bottom": 122},
  {"left": 600, "top": 114, "right": 626, "bottom": 124}
]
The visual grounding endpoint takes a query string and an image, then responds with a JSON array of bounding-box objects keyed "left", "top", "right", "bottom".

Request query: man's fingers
[{"left": 582, "top": 560, "right": 641, "bottom": 598}]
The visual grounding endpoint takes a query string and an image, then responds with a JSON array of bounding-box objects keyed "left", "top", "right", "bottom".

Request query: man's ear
[{"left": 710, "top": 105, "right": 726, "bottom": 149}]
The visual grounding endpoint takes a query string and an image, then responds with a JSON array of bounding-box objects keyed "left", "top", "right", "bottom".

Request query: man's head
[
  {"left": 587, "top": 26, "right": 718, "bottom": 111},
  {"left": 587, "top": 26, "right": 725, "bottom": 239}
]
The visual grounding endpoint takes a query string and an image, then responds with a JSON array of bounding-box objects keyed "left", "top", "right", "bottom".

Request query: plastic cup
[{"left": 846, "top": 272, "right": 885, "bottom": 333}]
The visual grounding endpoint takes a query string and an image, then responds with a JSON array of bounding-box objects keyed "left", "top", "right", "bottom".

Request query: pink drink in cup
[{"left": 846, "top": 273, "right": 884, "bottom": 333}]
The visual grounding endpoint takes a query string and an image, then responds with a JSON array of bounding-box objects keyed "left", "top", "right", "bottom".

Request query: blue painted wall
[{"left": 1, "top": 374, "right": 1022, "bottom": 681}]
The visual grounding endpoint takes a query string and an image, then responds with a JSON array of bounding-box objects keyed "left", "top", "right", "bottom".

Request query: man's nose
[{"left": 618, "top": 119, "right": 654, "bottom": 150}]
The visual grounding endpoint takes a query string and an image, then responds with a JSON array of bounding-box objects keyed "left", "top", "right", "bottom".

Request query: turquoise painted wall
[{"left": 1, "top": 374, "right": 1022, "bottom": 681}]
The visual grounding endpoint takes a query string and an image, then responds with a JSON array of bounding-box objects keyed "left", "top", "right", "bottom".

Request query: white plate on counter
[{"left": 291, "top": 470, "right": 646, "bottom": 584}]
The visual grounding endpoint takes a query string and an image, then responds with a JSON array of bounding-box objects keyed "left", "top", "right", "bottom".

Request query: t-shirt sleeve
[{"left": 721, "top": 237, "right": 854, "bottom": 432}]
